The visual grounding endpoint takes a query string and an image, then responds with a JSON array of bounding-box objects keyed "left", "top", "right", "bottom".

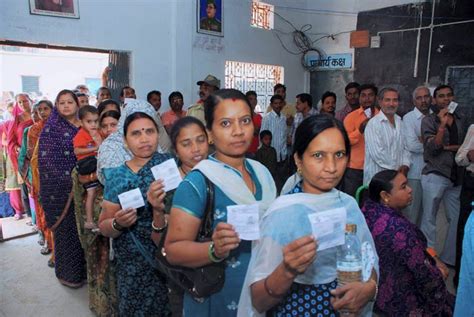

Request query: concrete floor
[
  {"left": 0, "top": 234, "right": 93, "bottom": 317},
  {"left": 0, "top": 206, "right": 455, "bottom": 317}
]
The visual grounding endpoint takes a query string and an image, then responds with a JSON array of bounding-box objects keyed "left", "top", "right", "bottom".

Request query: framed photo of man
[
  {"left": 197, "top": 0, "right": 223, "bottom": 37},
  {"left": 29, "top": 0, "right": 80, "bottom": 19}
]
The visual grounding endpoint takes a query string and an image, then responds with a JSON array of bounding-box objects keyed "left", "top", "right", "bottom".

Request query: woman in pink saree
[{"left": 5, "top": 93, "right": 33, "bottom": 219}]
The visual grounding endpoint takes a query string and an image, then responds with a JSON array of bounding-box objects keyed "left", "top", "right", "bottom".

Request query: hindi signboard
[{"left": 306, "top": 53, "right": 353, "bottom": 70}]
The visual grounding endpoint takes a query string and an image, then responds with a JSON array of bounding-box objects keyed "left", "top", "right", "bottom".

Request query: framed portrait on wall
[
  {"left": 197, "top": 0, "right": 223, "bottom": 37},
  {"left": 29, "top": 0, "right": 80, "bottom": 19}
]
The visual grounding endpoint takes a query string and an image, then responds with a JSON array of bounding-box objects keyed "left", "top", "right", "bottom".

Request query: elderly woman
[
  {"left": 362, "top": 169, "right": 455, "bottom": 316},
  {"left": 240, "top": 114, "right": 378, "bottom": 316}
]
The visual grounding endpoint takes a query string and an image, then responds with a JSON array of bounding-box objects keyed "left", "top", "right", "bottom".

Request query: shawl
[
  {"left": 6, "top": 104, "right": 33, "bottom": 171},
  {"left": 238, "top": 189, "right": 379, "bottom": 317},
  {"left": 97, "top": 99, "right": 166, "bottom": 184},
  {"left": 38, "top": 107, "right": 79, "bottom": 227},
  {"left": 193, "top": 158, "right": 277, "bottom": 215}
]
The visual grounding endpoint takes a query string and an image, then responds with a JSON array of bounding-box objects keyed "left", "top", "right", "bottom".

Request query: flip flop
[{"left": 40, "top": 246, "right": 51, "bottom": 255}]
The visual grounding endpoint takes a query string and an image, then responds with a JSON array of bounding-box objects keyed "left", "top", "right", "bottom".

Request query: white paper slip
[
  {"left": 118, "top": 188, "right": 145, "bottom": 210},
  {"left": 448, "top": 101, "right": 458, "bottom": 114},
  {"left": 364, "top": 107, "right": 372, "bottom": 118},
  {"left": 307, "top": 207, "right": 347, "bottom": 251},
  {"left": 151, "top": 159, "right": 183, "bottom": 192},
  {"left": 227, "top": 203, "right": 260, "bottom": 241}
]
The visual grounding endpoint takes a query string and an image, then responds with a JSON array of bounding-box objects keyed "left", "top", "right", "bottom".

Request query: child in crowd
[
  {"left": 256, "top": 130, "right": 277, "bottom": 179},
  {"left": 73, "top": 106, "right": 102, "bottom": 230}
]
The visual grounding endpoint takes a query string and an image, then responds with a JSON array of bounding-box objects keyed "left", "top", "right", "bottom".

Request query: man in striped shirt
[
  {"left": 261, "top": 94, "right": 288, "bottom": 191},
  {"left": 364, "top": 87, "right": 410, "bottom": 185}
]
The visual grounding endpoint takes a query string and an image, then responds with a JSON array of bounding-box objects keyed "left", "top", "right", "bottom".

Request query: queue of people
[{"left": 0, "top": 77, "right": 472, "bottom": 317}]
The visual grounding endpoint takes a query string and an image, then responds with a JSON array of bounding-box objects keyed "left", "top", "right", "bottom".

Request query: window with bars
[
  {"left": 225, "top": 61, "right": 284, "bottom": 112},
  {"left": 251, "top": 1, "right": 274, "bottom": 30},
  {"left": 21, "top": 75, "right": 40, "bottom": 94}
]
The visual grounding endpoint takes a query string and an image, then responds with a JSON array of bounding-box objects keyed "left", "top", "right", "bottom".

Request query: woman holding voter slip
[
  {"left": 164, "top": 89, "right": 277, "bottom": 317},
  {"left": 98, "top": 109, "right": 173, "bottom": 316},
  {"left": 238, "top": 114, "right": 379, "bottom": 317}
]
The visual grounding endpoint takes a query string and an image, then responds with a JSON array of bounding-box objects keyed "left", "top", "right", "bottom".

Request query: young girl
[{"left": 99, "top": 110, "right": 120, "bottom": 139}]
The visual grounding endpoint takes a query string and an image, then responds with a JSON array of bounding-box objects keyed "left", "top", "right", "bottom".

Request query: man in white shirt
[
  {"left": 261, "top": 94, "right": 288, "bottom": 191},
  {"left": 401, "top": 86, "right": 432, "bottom": 225},
  {"left": 364, "top": 87, "right": 410, "bottom": 185}
]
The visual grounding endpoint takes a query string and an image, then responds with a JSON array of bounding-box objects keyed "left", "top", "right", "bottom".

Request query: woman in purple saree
[{"left": 39, "top": 89, "right": 86, "bottom": 288}]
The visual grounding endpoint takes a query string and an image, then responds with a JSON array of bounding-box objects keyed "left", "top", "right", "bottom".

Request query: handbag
[
  {"left": 76, "top": 156, "right": 97, "bottom": 175},
  {"left": 130, "top": 171, "right": 225, "bottom": 299}
]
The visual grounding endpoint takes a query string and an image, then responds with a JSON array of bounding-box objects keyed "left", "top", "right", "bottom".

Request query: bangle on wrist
[
  {"left": 208, "top": 241, "right": 225, "bottom": 263},
  {"left": 111, "top": 218, "right": 124, "bottom": 232},
  {"left": 368, "top": 278, "right": 378, "bottom": 302},
  {"left": 264, "top": 276, "right": 286, "bottom": 299},
  {"left": 151, "top": 216, "right": 168, "bottom": 233},
  {"left": 426, "top": 247, "right": 437, "bottom": 257}
]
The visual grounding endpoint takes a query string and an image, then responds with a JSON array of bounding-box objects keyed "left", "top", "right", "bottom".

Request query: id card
[
  {"left": 151, "top": 159, "right": 182, "bottom": 192},
  {"left": 307, "top": 207, "right": 346, "bottom": 251},
  {"left": 118, "top": 188, "right": 145, "bottom": 210},
  {"left": 227, "top": 203, "right": 260, "bottom": 241},
  {"left": 448, "top": 101, "right": 458, "bottom": 114}
]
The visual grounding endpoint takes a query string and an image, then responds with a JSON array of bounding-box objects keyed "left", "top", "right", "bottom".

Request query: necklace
[{"left": 179, "top": 165, "right": 190, "bottom": 176}]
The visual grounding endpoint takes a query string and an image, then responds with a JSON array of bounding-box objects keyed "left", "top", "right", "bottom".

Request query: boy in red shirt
[{"left": 73, "top": 106, "right": 102, "bottom": 230}]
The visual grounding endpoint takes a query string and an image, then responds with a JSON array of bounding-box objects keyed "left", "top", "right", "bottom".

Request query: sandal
[
  {"left": 38, "top": 232, "right": 45, "bottom": 246},
  {"left": 26, "top": 221, "right": 33, "bottom": 226},
  {"left": 14, "top": 214, "right": 23, "bottom": 221},
  {"left": 47, "top": 259, "right": 55, "bottom": 268},
  {"left": 40, "top": 245, "right": 51, "bottom": 255}
]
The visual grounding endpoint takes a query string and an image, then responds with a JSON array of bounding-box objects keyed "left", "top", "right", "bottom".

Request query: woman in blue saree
[{"left": 99, "top": 111, "right": 171, "bottom": 316}]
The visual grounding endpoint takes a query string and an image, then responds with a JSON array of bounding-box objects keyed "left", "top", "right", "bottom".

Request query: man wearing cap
[
  {"left": 200, "top": 0, "right": 222, "bottom": 33},
  {"left": 187, "top": 74, "right": 220, "bottom": 126}
]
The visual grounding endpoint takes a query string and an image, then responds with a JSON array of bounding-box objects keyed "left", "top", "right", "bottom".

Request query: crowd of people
[{"left": 0, "top": 74, "right": 472, "bottom": 317}]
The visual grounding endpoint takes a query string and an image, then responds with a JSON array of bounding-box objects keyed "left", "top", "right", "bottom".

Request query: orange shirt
[
  {"left": 343, "top": 107, "right": 379, "bottom": 170},
  {"left": 73, "top": 128, "right": 97, "bottom": 161},
  {"left": 161, "top": 110, "right": 187, "bottom": 130}
]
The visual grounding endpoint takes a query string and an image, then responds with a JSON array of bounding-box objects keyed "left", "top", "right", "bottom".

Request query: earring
[{"left": 297, "top": 167, "right": 302, "bottom": 176}]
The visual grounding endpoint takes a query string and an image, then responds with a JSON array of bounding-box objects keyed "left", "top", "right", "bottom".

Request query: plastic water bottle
[{"left": 337, "top": 224, "right": 362, "bottom": 286}]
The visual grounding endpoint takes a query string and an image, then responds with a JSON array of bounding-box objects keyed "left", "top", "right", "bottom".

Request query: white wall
[
  {"left": 0, "top": 0, "right": 421, "bottom": 110},
  {"left": 1, "top": 48, "right": 108, "bottom": 101},
  {"left": 1, "top": 0, "right": 180, "bottom": 109}
]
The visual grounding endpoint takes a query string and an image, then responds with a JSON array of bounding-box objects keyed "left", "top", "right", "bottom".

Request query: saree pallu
[
  {"left": 38, "top": 108, "right": 86, "bottom": 286},
  {"left": 72, "top": 169, "right": 118, "bottom": 316},
  {"left": 30, "top": 136, "right": 53, "bottom": 250}
]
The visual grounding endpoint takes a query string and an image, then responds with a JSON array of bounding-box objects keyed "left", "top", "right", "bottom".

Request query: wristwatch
[{"left": 112, "top": 218, "right": 125, "bottom": 232}]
